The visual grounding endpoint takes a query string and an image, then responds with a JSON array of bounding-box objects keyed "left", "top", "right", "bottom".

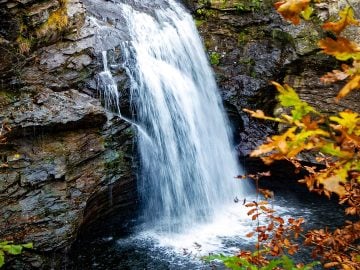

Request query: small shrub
[
  {"left": 36, "top": 0, "right": 68, "bottom": 38},
  {"left": 16, "top": 36, "right": 31, "bottom": 54},
  {"left": 209, "top": 51, "right": 221, "bottom": 65},
  {"left": 0, "top": 241, "right": 33, "bottom": 268}
]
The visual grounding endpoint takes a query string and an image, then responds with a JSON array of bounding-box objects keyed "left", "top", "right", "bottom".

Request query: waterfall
[
  {"left": 98, "top": 51, "right": 121, "bottom": 113},
  {"left": 97, "top": 0, "right": 250, "bottom": 233}
]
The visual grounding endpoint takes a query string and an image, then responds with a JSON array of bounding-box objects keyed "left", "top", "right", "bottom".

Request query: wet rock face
[
  {"left": 0, "top": 0, "right": 136, "bottom": 268},
  {"left": 185, "top": 0, "right": 360, "bottom": 156},
  {"left": 190, "top": 2, "right": 297, "bottom": 156}
]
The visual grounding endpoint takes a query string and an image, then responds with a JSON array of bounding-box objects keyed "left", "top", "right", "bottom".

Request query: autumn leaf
[
  {"left": 323, "top": 6, "right": 360, "bottom": 35},
  {"left": 320, "top": 143, "right": 353, "bottom": 159},
  {"left": 272, "top": 82, "right": 317, "bottom": 120},
  {"left": 246, "top": 232, "right": 255, "bottom": 238},
  {"left": 318, "top": 37, "right": 360, "bottom": 61},
  {"left": 243, "top": 108, "right": 285, "bottom": 123},
  {"left": 247, "top": 208, "right": 257, "bottom": 216},
  {"left": 321, "top": 69, "right": 349, "bottom": 83},
  {"left": 330, "top": 111, "right": 360, "bottom": 134},
  {"left": 250, "top": 127, "right": 297, "bottom": 157},
  {"left": 320, "top": 175, "right": 346, "bottom": 196},
  {"left": 324, "top": 262, "right": 340, "bottom": 268},
  {"left": 274, "top": 0, "right": 311, "bottom": 25},
  {"left": 336, "top": 75, "right": 360, "bottom": 100},
  {"left": 259, "top": 189, "right": 274, "bottom": 199},
  {"left": 302, "top": 114, "right": 320, "bottom": 130},
  {"left": 301, "top": 5, "right": 313, "bottom": 20}
]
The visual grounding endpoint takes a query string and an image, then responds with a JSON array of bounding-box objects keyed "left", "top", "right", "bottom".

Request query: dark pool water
[{"left": 66, "top": 188, "right": 346, "bottom": 270}]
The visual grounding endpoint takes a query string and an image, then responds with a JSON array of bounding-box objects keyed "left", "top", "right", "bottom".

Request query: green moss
[
  {"left": 195, "top": 19, "right": 205, "bottom": 28},
  {"left": 16, "top": 35, "right": 33, "bottom": 54},
  {"left": 209, "top": 52, "right": 221, "bottom": 65},
  {"left": 237, "top": 31, "right": 249, "bottom": 45},
  {"left": 195, "top": 8, "right": 217, "bottom": 18},
  {"left": 105, "top": 151, "right": 125, "bottom": 170},
  {"left": 250, "top": 70, "right": 257, "bottom": 78},
  {"left": 271, "top": 29, "right": 295, "bottom": 47},
  {"left": 239, "top": 57, "right": 255, "bottom": 66},
  {"left": 36, "top": 0, "right": 68, "bottom": 38},
  {"left": 235, "top": 0, "right": 263, "bottom": 12},
  {"left": 204, "top": 38, "right": 214, "bottom": 50},
  {"left": 0, "top": 91, "right": 18, "bottom": 106},
  {"left": 239, "top": 57, "right": 257, "bottom": 77}
]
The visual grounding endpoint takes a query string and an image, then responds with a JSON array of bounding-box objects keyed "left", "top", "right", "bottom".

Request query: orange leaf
[
  {"left": 323, "top": 6, "right": 360, "bottom": 35},
  {"left": 345, "top": 206, "right": 357, "bottom": 215},
  {"left": 302, "top": 114, "right": 319, "bottom": 130},
  {"left": 267, "top": 222, "right": 274, "bottom": 231},
  {"left": 284, "top": 238, "right": 291, "bottom": 247},
  {"left": 245, "top": 202, "right": 256, "bottom": 207},
  {"left": 321, "top": 69, "right": 349, "bottom": 83},
  {"left": 336, "top": 75, "right": 360, "bottom": 100},
  {"left": 259, "top": 188, "right": 274, "bottom": 199},
  {"left": 324, "top": 262, "right": 340, "bottom": 268},
  {"left": 318, "top": 37, "right": 360, "bottom": 61},
  {"left": 246, "top": 232, "right": 255, "bottom": 238},
  {"left": 274, "top": 0, "right": 311, "bottom": 25},
  {"left": 247, "top": 208, "right": 257, "bottom": 216},
  {"left": 273, "top": 216, "right": 285, "bottom": 224}
]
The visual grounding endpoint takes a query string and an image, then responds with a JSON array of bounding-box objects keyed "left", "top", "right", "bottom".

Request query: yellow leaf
[
  {"left": 318, "top": 37, "right": 360, "bottom": 61},
  {"left": 341, "top": 264, "right": 353, "bottom": 270},
  {"left": 272, "top": 82, "right": 317, "bottom": 120},
  {"left": 330, "top": 111, "right": 360, "bottom": 134},
  {"left": 321, "top": 175, "right": 346, "bottom": 195},
  {"left": 323, "top": 6, "right": 360, "bottom": 35},
  {"left": 336, "top": 75, "right": 360, "bottom": 100},
  {"left": 250, "top": 127, "right": 297, "bottom": 157},
  {"left": 301, "top": 5, "right": 313, "bottom": 20},
  {"left": 274, "top": 0, "right": 311, "bottom": 25},
  {"left": 243, "top": 108, "right": 285, "bottom": 123}
]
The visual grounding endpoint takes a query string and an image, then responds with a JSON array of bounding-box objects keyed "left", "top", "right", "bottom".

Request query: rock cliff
[
  {"left": 0, "top": 0, "right": 136, "bottom": 268},
  {"left": 185, "top": 0, "right": 360, "bottom": 157}
]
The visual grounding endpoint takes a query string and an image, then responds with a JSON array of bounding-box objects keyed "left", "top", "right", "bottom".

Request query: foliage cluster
[
  {"left": 16, "top": 0, "right": 69, "bottom": 53},
  {"left": 0, "top": 242, "right": 33, "bottom": 268},
  {"left": 195, "top": 0, "right": 264, "bottom": 13},
  {"left": 210, "top": 51, "right": 221, "bottom": 65},
  {"left": 208, "top": 0, "right": 360, "bottom": 269},
  {"left": 36, "top": 0, "right": 69, "bottom": 38},
  {"left": 235, "top": 0, "right": 263, "bottom": 12}
]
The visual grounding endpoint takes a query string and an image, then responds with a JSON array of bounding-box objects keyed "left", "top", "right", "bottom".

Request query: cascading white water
[
  {"left": 98, "top": 51, "right": 121, "bottom": 112},
  {"left": 116, "top": 0, "right": 251, "bottom": 233}
]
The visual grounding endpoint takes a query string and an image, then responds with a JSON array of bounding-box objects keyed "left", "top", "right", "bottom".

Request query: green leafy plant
[
  {"left": 36, "top": 0, "right": 68, "bottom": 38},
  {"left": 235, "top": 0, "right": 263, "bottom": 12},
  {"left": 209, "top": 51, "right": 221, "bottom": 65},
  {"left": 0, "top": 241, "right": 33, "bottom": 268}
]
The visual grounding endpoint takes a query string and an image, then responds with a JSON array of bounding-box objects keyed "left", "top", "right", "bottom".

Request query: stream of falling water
[
  {"left": 94, "top": 0, "right": 253, "bottom": 256},
  {"left": 119, "top": 0, "right": 251, "bottom": 233}
]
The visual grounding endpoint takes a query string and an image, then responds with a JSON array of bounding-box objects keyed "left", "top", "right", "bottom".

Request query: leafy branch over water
[{"left": 207, "top": 0, "right": 360, "bottom": 269}]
